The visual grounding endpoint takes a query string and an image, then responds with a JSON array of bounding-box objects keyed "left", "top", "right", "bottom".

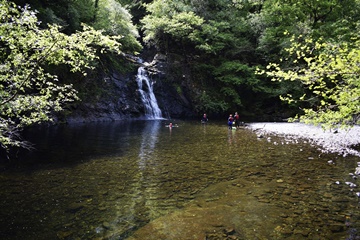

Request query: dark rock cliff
[
  {"left": 63, "top": 71, "right": 143, "bottom": 123},
  {"left": 62, "top": 52, "right": 196, "bottom": 123},
  {"left": 145, "top": 53, "right": 196, "bottom": 119}
]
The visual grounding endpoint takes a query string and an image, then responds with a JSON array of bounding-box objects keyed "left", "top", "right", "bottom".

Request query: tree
[
  {"left": 262, "top": 34, "right": 360, "bottom": 128},
  {"left": 12, "top": 0, "right": 96, "bottom": 34},
  {"left": 141, "top": 0, "right": 203, "bottom": 51},
  {"left": 92, "top": 0, "right": 142, "bottom": 53},
  {"left": 141, "top": 0, "right": 270, "bottom": 115},
  {"left": 0, "top": 1, "right": 122, "bottom": 151}
]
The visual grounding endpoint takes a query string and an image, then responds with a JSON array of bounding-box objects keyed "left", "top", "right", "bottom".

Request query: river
[{"left": 0, "top": 120, "right": 359, "bottom": 239}]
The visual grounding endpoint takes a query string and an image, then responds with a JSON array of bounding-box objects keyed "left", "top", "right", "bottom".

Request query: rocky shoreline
[
  {"left": 248, "top": 122, "right": 360, "bottom": 205},
  {"left": 248, "top": 122, "right": 360, "bottom": 157}
]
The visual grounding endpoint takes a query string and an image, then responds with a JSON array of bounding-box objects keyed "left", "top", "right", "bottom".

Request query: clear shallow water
[{"left": 0, "top": 120, "right": 360, "bottom": 239}]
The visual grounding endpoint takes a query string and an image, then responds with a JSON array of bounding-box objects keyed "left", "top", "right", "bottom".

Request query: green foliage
[
  {"left": 92, "top": 0, "right": 142, "bottom": 53},
  {"left": 141, "top": 0, "right": 265, "bottom": 114},
  {"left": 12, "top": 0, "right": 97, "bottom": 33},
  {"left": 194, "top": 91, "right": 228, "bottom": 114},
  {"left": 250, "top": 0, "right": 310, "bottom": 61},
  {"left": 9, "top": 0, "right": 360, "bottom": 125},
  {"left": 250, "top": 0, "right": 360, "bottom": 62},
  {"left": 140, "top": 0, "right": 360, "bottom": 120},
  {"left": 213, "top": 61, "right": 252, "bottom": 106},
  {"left": 141, "top": 0, "right": 203, "bottom": 49},
  {"left": 0, "top": 0, "right": 122, "bottom": 150},
  {"left": 12, "top": 0, "right": 142, "bottom": 54},
  {"left": 263, "top": 34, "right": 360, "bottom": 128}
]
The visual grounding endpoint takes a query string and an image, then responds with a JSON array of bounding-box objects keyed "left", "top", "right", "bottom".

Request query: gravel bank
[{"left": 248, "top": 122, "right": 360, "bottom": 157}]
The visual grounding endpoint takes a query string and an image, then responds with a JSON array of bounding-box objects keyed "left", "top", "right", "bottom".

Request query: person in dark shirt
[
  {"left": 201, "top": 113, "right": 208, "bottom": 123},
  {"left": 234, "top": 112, "right": 240, "bottom": 128}
]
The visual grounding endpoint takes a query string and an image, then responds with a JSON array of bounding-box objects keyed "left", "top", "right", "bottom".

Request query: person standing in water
[
  {"left": 234, "top": 112, "right": 240, "bottom": 128},
  {"left": 228, "top": 114, "right": 234, "bottom": 129},
  {"left": 201, "top": 113, "right": 208, "bottom": 123}
]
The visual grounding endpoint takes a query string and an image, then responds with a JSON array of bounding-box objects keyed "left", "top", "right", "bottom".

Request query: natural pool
[{"left": 0, "top": 120, "right": 359, "bottom": 239}]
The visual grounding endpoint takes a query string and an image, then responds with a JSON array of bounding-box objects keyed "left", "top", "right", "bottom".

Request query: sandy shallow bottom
[
  {"left": 125, "top": 122, "right": 360, "bottom": 240},
  {"left": 127, "top": 179, "right": 298, "bottom": 240}
]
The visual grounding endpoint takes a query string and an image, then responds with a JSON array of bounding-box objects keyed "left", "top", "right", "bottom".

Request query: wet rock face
[
  {"left": 63, "top": 53, "right": 197, "bottom": 123},
  {"left": 144, "top": 53, "right": 167, "bottom": 78},
  {"left": 63, "top": 72, "right": 145, "bottom": 123},
  {"left": 144, "top": 53, "right": 196, "bottom": 119}
]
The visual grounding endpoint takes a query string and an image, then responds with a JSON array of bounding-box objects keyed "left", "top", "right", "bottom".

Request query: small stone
[
  {"left": 258, "top": 198, "right": 270, "bottom": 203},
  {"left": 67, "top": 202, "right": 84, "bottom": 213},
  {"left": 293, "top": 228, "right": 310, "bottom": 237},
  {"left": 329, "top": 224, "right": 344, "bottom": 233},
  {"left": 57, "top": 231, "right": 73, "bottom": 239},
  {"left": 224, "top": 227, "right": 235, "bottom": 235},
  {"left": 102, "top": 221, "right": 111, "bottom": 229}
]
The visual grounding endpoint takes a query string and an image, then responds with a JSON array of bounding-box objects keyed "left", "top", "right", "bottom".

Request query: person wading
[{"left": 228, "top": 114, "right": 234, "bottom": 129}]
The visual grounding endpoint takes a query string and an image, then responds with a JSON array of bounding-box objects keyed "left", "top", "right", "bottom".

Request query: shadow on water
[
  {"left": 0, "top": 120, "right": 360, "bottom": 239},
  {"left": 3, "top": 120, "right": 164, "bottom": 169}
]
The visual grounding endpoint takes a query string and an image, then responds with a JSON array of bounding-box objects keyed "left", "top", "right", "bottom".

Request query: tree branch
[{"left": 0, "top": 40, "right": 59, "bottom": 106}]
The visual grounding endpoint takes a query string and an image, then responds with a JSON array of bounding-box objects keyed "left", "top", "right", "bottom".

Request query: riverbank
[{"left": 248, "top": 122, "right": 360, "bottom": 157}]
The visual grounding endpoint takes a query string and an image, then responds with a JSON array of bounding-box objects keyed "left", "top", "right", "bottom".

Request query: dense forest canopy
[
  {"left": 1, "top": 0, "right": 360, "bottom": 151},
  {"left": 140, "top": 0, "right": 360, "bottom": 121}
]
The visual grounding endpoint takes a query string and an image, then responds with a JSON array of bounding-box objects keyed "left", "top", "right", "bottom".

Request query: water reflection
[
  {"left": 138, "top": 121, "right": 161, "bottom": 170},
  {"left": 227, "top": 129, "right": 238, "bottom": 145},
  {"left": 12, "top": 121, "right": 137, "bottom": 165},
  {"left": 125, "top": 121, "right": 162, "bottom": 238}
]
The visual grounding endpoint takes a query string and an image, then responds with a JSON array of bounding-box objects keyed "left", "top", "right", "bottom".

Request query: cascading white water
[{"left": 136, "top": 66, "right": 163, "bottom": 119}]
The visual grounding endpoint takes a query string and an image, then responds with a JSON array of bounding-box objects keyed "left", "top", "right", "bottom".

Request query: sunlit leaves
[
  {"left": 141, "top": 0, "right": 203, "bottom": 47},
  {"left": 264, "top": 34, "right": 360, "bottom": 128},
  {"left": 165, "top": 12, "right": 204, "bottom": 39},
  {"left": 0, "top": 0, "right": 122, "bottom": 150},
  {"left": 92, "top": 0, "right": 141, "bottom": 53}
]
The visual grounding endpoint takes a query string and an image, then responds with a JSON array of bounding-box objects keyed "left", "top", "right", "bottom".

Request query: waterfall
[{"left": 136, "top": 66, "right": 163, "bottom": 119}]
